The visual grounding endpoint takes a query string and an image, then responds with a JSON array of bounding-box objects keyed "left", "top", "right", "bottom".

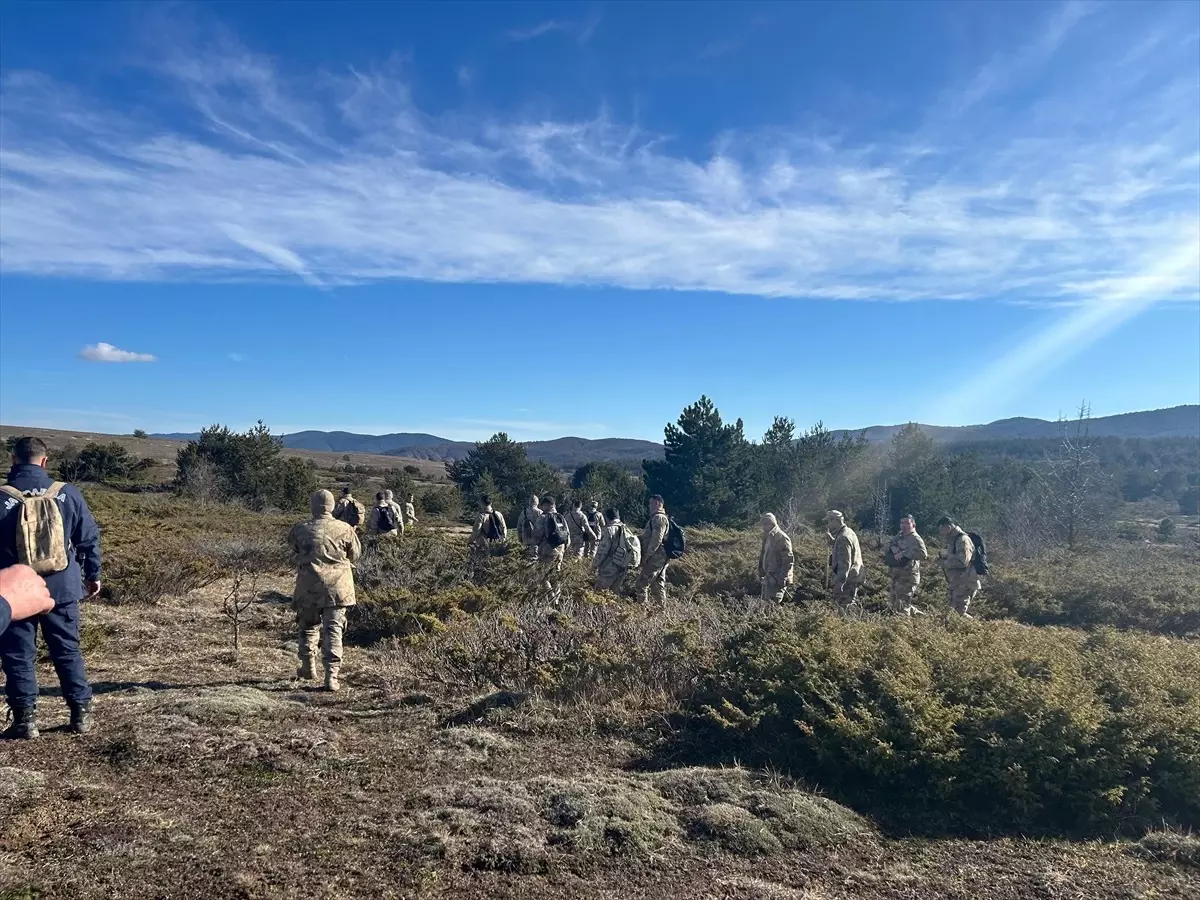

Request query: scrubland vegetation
[{"left": 2, "top": 401, "right": 1197, "bottom": 898}]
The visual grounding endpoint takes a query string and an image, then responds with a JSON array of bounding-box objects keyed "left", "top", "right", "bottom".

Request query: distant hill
[
  {"left": 150, "top": 405, "right": 1199, "bottom": 468},
  {"left": 151, "top": 430, "right": 664, "bottom": 468},
  {"left": 834, "top": 405, "right": 1200, "bottom": 444}
]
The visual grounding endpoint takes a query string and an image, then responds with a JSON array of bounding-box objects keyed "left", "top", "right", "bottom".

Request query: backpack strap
[
  {"left": 44, "top": 482, "right": 66, "bottom": 500},
  {"left": 0, "top": 485, "right": 25, "bottom": 502}
]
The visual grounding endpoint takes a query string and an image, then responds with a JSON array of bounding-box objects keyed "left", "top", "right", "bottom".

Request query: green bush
[
  {"left": 980, "top": 547, "right": 1200, "bottom": 637},
  {"left": 683, "top": 612, "right": 1200, "bottom": 837},
  {"left": 419, "top": 485, "right": 462, "bottom": 519}
]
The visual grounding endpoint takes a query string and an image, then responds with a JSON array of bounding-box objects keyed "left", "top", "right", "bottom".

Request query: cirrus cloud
[
  {"left": 78, "top": 342, "right": 157, "bottom": 363},
  {"left": 0, "top": 3, "right": 1196, "bottom": 312}
]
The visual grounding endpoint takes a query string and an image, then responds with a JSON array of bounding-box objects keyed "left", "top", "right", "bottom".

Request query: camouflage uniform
[
  {"left": 288, "top": 490, "right": 361, "bottom": 690},
  {"left": 515, "top": 504, "right": 545, "bottom": 563},
  {"left": 536, "top": 509, "right": 569, "bottom": 601},
  {"left": 885, "top": 531, "right": 928, "bottom": 615},
  {"left": 584, "top": 505, "right": 604, "bottom": 559},
  {"left": 383, "top": 491, "right": 406, "bottom": 535},
  {"left": 759, "top": 525, "right": 794, "bottom": 603},
  {"left": 593, "top": 519, "right": 629, "bottom": 592},
  {"left": 829, "top": 524, "right": 863, "bottom": 609},
  {"left": 634, "top": 510, "right": 670, "bottom": 604},
  {"left": 566, "top": 508, "right": 592, "bottom": 560},
  {"left": 404, "top": 500, "right": 418, "bottom": 526},
  {"left": 368, "top": 502, "right": 404, "bottom": 538},
  {"left": 469, "top": 508, "right": 507, "bottom": 572},
  {"left": 941, "top": 526, "right": 981, "bottom": 616},
  {"left": 333, "top": 494, "right": 366, "bottom": 530}
]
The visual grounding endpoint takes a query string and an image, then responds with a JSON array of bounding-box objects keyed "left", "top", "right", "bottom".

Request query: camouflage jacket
[
  {"left": 641, "top": 512, "right": 669, "bottom": 562},
  {"left": 516, "top": 506, "right": 545, "bottom": 547},
  {"left": 886, "top": 532, "right": 928, "bottom": 575},
  {"left": 288, "top": 515, "right": 361, "bottom": 609},
  {"left": 942, "top": 527, "right": 975, "bottom": 573},
  {"left": 471, "top": 509, "right": 508, "bottom": 546},
  {"left": 830, "top": 525, "right": 862, "bottom": 583},
  {"left": 759, "top": 526, "right": 794, "bottom": 583}
]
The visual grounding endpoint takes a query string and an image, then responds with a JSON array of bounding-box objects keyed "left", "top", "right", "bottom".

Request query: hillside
[
  {"left": 148, "top": 406, "right": 1199, "bottom": 467},
  {"left": 835, "top": 405, "right": 1200, "bottom": 443},
  {"left": 153, "top": 431, "right": 665, "bottom": 467}
]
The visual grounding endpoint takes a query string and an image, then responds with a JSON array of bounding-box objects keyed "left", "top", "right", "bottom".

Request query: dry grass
[{"left": 2, "top": 494, "right": 1199, "bottom": 899}]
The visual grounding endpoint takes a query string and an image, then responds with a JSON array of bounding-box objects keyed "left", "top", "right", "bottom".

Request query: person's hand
[
  {"left": 84, "top": 579, "right": 102, "bottom": 600},
  {"left": 0, "top": 565, "right": 55, "bottom": 621},
  {"left": 892, "top": 549, "right": 903, "bottom": 560}
]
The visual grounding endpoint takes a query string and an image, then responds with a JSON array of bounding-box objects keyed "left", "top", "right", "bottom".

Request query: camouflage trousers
[
  {"left": 297, "top": 606, "right": 348, "bottom": 670},
  {"left": 521, "top": 542, "right": 540, "bottom": 563},
  {"left": 594, "top": 569, "right": 628, "bottom": 593},
  {"left": 946, "top": 570, "right": 981, "bottom": 616},
  {"left": 583, "top": 539, "right": 600, "bottom": 560},
  {"left": 889, "top": 573, "right": 923, "bottom": 615},
  {"left": 535, "top": 546, "right": 566, "bottom": 602},
  {"left": 569, "top": 540, "right": 587, "bottom": 560},
  {"left": 634, "top": 551, "right": 669, "bottom": 604},
  {"left": 831, "top": 579, "right": 859, "bottom": 610},
  {"left": 761, "top": 576, "right": 788, "bottom": 604}
]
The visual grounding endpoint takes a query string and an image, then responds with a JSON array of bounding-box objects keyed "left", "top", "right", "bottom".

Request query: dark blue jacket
[
  {"left": 0, "top": 597, "right": 10, "bottom": 633},
  {"left": 1, "top": 464, "right": 101, "bottom": 605}
]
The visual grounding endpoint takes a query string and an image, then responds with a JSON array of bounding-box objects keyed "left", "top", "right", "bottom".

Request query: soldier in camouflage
[
  {"left": 592, "top": 508, "right": 631, "bottom": 592},
  {"left": 758, "top": 513, "right": 794, "bottom": 603},
  {"left": 383, "top": 490, "right": 406, "bottom": 535},
  {"left": 885, "top": 515, "right": 928, "bottom": 616},
  {"left": 333, "top": 487, "right": 366, "bottom": 530},
  {"left": 369, "top": 491, "right": 404, "bottom": 539},
  {"left": 515, "top": 494, "right": 544, "bottom": 563},
  {"left": 288, "top": 490, "right": 361, "bottom": 692},
  {"left": 566, "top": 500, "right": 593, "bottom": 560},
  {"left": 584, "top": 501, "right": 604, "bottom": 559},
  {"left": 826, "top": 510, "right": 863, "bottom": 611},
  {"left": 937, "top": 515, "right": 980, "bottom": 618},
  {"left": 469, "top": 496, "right": 507, "bottom": 574},
  {"left": 404, "top": 494, "right": 418, "bottom": 527},
  {"left": 634, "top": 495, "right": 671, "bottom": 604},
  {"left": 534, "top": 496, "right": 569, "bottom": 602}
]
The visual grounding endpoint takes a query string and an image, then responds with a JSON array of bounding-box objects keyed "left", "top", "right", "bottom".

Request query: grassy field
[
  {"left": 1, "top": 488, "right": 1198, "bottom": 899},
  {"left": 0, "top": 425, "right": 449, "bottom": 480}
]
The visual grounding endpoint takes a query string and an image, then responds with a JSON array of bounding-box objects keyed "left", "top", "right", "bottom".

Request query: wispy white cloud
[
  {"left": 502, "top": 12, "right": 600, "bottom": 44},
  {"left": 0, "top": 4, "right": 1196, "bottom": 314},
  {"left": 228, "top": 352, "right": 246, "bottom": 362},
  {"left": 78, "top": 343, "right": 157, "bottom": 363}
]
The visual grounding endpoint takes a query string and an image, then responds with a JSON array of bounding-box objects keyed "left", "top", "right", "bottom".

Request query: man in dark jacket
[{"left": 1, "top": 437, "right": 102, "bottom": 739}]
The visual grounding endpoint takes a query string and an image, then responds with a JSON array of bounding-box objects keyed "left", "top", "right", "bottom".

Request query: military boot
[
  {"left": 69, "top": 701, "right": 94, "bottom": 735},
  {"left": 324, "top": 667, "right": 341, "bottom": 693},
  {"left": 2, "top": 705, "right": 39, "bottom": 740},
  {"left": 296, "top": 656, "right": 315, "bottom": 681}
]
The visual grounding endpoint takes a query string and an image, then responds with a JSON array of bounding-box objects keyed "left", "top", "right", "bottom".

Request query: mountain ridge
[{"left": 150, "top": 405, "right": 1199, "bottom": 467}]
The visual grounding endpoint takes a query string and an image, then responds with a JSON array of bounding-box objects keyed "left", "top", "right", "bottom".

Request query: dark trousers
[{"left": 1, "top": 601, "right": 92, "bottom": 708}]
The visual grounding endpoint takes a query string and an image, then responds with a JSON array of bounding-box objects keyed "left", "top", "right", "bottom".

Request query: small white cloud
[
  {"left": 228, "top": 352, "right": 246, "bottom": 362},
  {"left": 456, "top": 66, "right": 472, "bottom": 89},
  {"left": 79, "top": 342, "right": 157, "bottom": 363}
]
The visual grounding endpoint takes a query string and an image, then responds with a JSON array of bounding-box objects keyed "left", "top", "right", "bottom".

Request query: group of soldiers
[
  {"left": 468, "top": 493, "right": 672, "bottom": 605},
  {"left": 2, "top": 436, "right": 986, "bottom": 740},
  {"left": 282, "top": 488, "right": 986, "bottom": 695}
]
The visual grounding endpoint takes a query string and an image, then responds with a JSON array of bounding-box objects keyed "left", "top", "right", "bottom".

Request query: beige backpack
[{"left": 1, "top": 483, "right": 70, "bottom": 574}]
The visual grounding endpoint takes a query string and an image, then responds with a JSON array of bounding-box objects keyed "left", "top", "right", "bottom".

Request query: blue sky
[{"left": 1, "top": 0, "right": 1197, "bottom": 442}]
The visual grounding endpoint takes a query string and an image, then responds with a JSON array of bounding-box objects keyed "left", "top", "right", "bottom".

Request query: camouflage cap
[{"left": 825, "top": 509, "right": 845, "bottom": 522}]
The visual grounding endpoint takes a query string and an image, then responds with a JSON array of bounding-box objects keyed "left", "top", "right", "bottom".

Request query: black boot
[
  {"left": 2, "top": 705, "right": 39, "bottom": 740},
  {"left": 69, "top": 701, "right": 93, "bottom": 735}
]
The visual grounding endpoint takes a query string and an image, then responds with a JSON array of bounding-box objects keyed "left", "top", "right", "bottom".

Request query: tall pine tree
[{"left": 643, "top": 396, "right": 755, "bottom": 527}]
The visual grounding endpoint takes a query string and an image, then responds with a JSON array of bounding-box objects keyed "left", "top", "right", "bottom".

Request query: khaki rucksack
[{"left": 1, "top": 482, "right": 70, "bottom": 575}]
